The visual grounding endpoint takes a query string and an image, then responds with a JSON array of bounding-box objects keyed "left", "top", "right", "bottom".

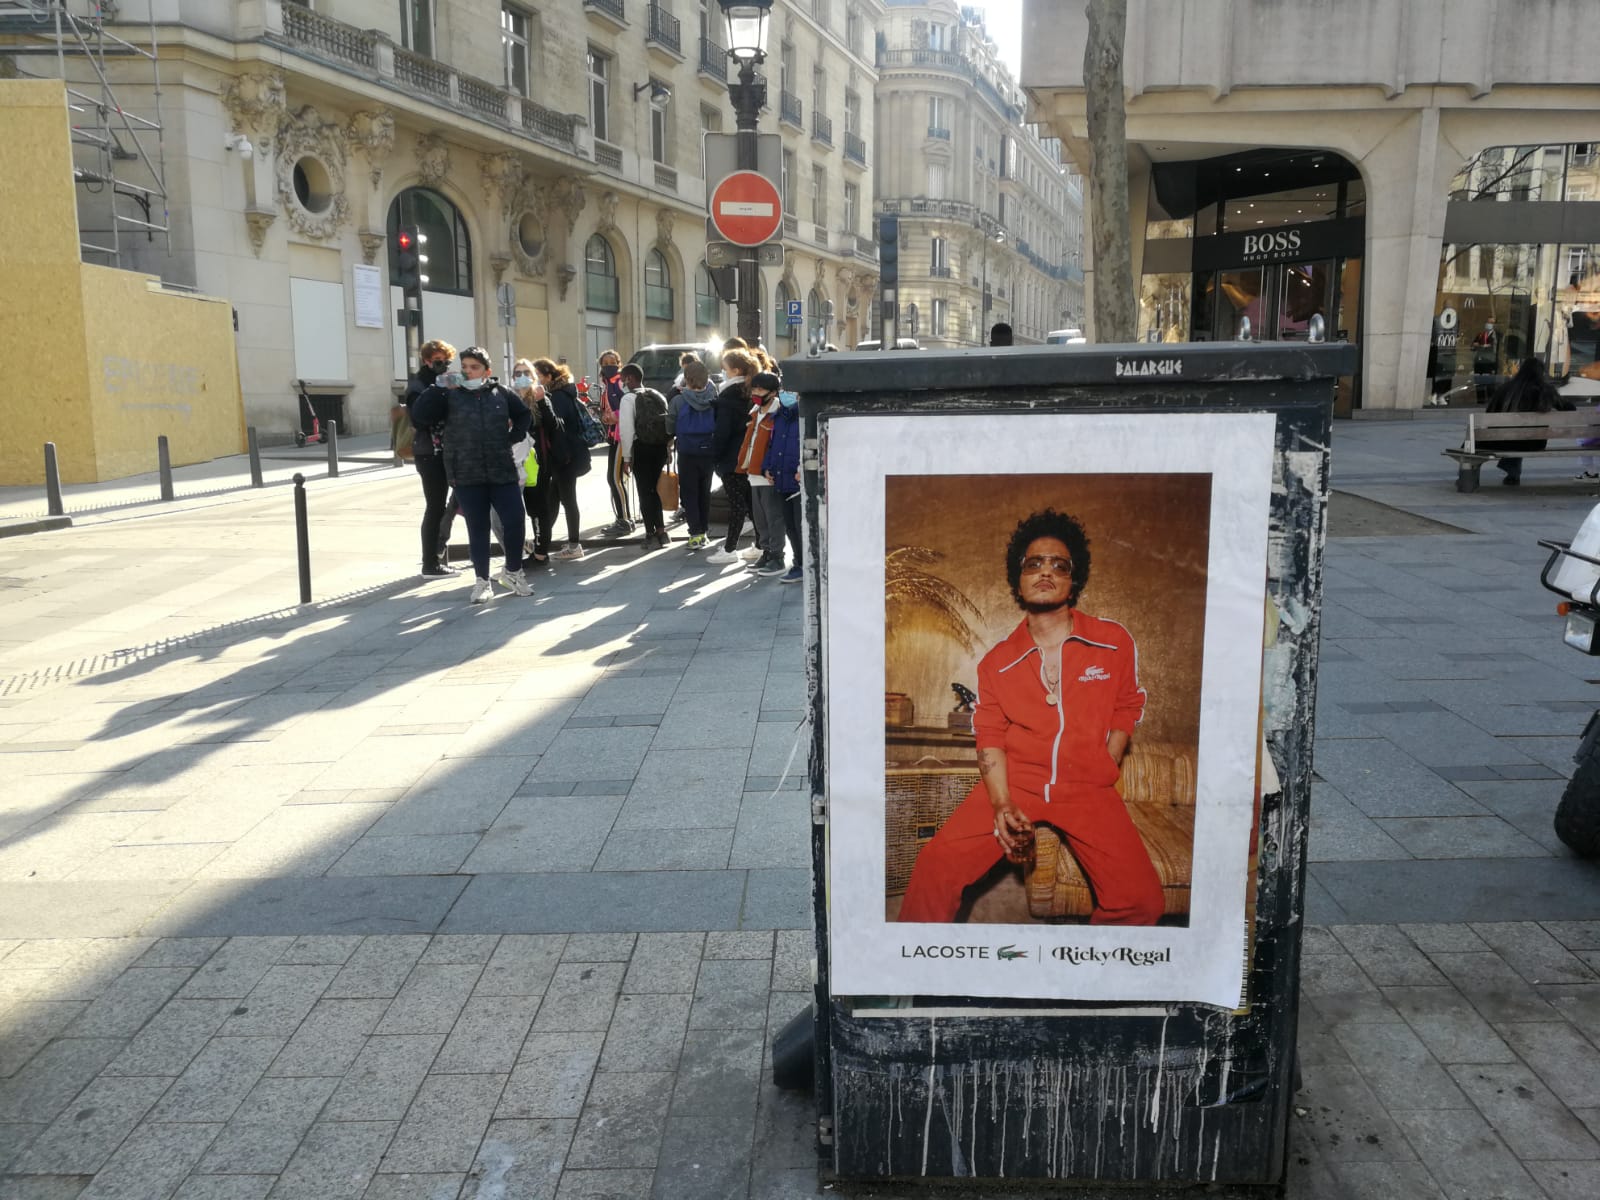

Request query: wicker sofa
[{"left": 884, "top": 741, "right": 1197, "bottom": 921}]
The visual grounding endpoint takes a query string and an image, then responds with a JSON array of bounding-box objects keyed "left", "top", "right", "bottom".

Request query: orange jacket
[
  {"left": 735, "top": 399, "right": 777, "bottom": 476},
  {"left": 973, "top": 612, "right": 1146, "bottom": 804}
]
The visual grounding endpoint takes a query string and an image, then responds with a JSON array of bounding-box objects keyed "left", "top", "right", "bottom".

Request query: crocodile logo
[{"left": 997, "top": 945, "right": 1028, "bottom": 961}]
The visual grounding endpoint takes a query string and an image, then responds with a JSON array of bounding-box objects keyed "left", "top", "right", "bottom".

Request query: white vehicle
[
  {"left": 1046, "top": 328, "right": 1086, "bottom": 344},
  {"left": 853, "top": 338, "right": 921, "bottom": 352}
]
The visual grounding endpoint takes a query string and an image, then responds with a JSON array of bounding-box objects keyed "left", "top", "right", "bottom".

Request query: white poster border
[{"left": 824, "top": 410, "right": 1276, "bottom": 1008}]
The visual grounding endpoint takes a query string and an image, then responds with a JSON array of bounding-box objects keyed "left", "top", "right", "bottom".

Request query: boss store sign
[{"left": 1193, "top": 216, "right": 1363, "bottom": 270}]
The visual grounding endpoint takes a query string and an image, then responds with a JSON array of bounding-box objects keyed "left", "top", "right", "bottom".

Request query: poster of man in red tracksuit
[{"left": 896, "top": 508, "right": 1166, "bottom": 926}]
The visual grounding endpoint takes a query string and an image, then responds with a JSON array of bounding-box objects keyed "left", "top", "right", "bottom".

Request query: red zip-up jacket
[{"left": 973, "top": 611, "right": 1146, "bottom": 804}]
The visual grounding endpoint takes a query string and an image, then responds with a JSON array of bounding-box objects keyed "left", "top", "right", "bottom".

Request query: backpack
[
  {"left": 676, "top": 402, "right": 716, "bottom": 456},
  {"left": 633, "top": 389, "right": 670, "bottom": 447}
]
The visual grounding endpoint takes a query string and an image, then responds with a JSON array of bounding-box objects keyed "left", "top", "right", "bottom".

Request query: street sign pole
[{"left": 728, "top": 61, "right": 767, "bottom": 345}]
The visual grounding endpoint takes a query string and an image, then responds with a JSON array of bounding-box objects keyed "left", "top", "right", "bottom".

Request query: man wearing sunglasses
[{"left": 898, "top": 508, "right": 1163, "bottom": 926}]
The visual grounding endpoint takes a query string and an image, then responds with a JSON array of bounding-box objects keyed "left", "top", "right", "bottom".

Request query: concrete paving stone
[
  {"left": 74, "top": 1120, "right": 222, "bottom": 1200},
  {"left": 669, "top": 1029, "right": 763, "bottom": 1120},
  {"left": 1524, "top": 1161, "right": 1600, "bottom": 1200},
  {"left": 517, "top": 780, "right": 578, "bottom": 797},
  {"left": 729, "top": 793, "right": 811, "bottom": 870},
  {"left": 1389, "top": 1107, "right": 1547, "bottom": 1200},
  {"left": 553, "top": 1169, "right": 655, "bottom": 1199},
  {"left": 462, "top": 1118, "right": 575, "bottom": 1200},
  {"left": 650, "top": 1113, "right": 754, "bottom": 1200},
  {"left": 574, "top": 680, "right": 674, "bottom": 719},
  {"left": 738, "top": 870, "right": 811, "bottom": 931},
  {"left": 1307, "top": 793, "right": 1413, "bottom": 862},
  {"left": 705, "top": 932, "right": 774, "bottom": 961},
  {"left": 0, "top": 1037, "right": 124, "bottom": 1124},
  {"left": 1297, "top": 951, "right": 1397, "bottom": 1024},
  {"left": 594, "top": 828, "right": 733, "bottom": 872},
  {"left": 172, "top": 1176, "right": 277, "bottom": 1200},
  {"left": 1309, "top": 740, "right": 1488, "bottom": 818},
  {"left": 360, "top": 1174, "right": 463, "bottom": 1199},
  {"left": 1322, "top": 1161, "right": 1447, "bottom": 1200},
  {"left": 1324, "top": 926, "right": 1445, "bottom": 986},
  {"left": 374, "top": 965, "right": 482, "bottom": 1037},
  {"left": 746, "top": 722, "right": 810, "bottom": 780},
  {"left": 1543, "top": 921, "right": 1600, "bottom": 951},
  {"left": 527, "top": 729, "right": 657, "bottom": 784},
  {"left": 1281, "top": 1063, "right": 1416, "bottom": 1163},
  {"left": 1374, "top": 816, "right": 1551, "bottom": 859},
  {"left": 217, "top": 965, "right": 339, "bottom": 1037},
  {"left": 132, "top": 938, "right": 227, "bottom": 970},
  {"left": 770, "top": 932, "right": 812, "bottom": 994},
  {"left": 101, "top": 998, "right": 237, "bottom": 1078},
  {"left": 560, "top": 935, "right": 637, "bottom": 963},
  {"left": 598, "top": 994, "right": 692, "bottom": 1074},
  {"left": 0, "top": 883, "right": 188, "bottom": 940},
  {"left": 0, "top": 1174, "right": 93, "bottom": 1200},
  {"left": 564, "top": 1072, "right": 674, "bottom": 1171},
  {"left": 432, "top": 995, "right": 539, "bottom": 1075},
  {"left": 532, "top": 963, "right": 626, "bottom": 1034},
  {"left": 112, "top": 794, "right": 287, "bottom": 848},
  {"left": 323, "top": 1036, "right": 445, "bottom": 1122},
  {"left": 1331, "top": 1022, "right": 1470, "bottom": 1109},
  {"left": 297, "top": 738, "right": 454, "bottom": 793},
  {"left": 325, "top": 937, "right": 431, "bottom": 1000},
  {"left": 195, "top": 1076, "right": 339, "bottom": 1174},
  {"left": 0, "top": 1000, "right": 89, "bottom": 1077},
  {"left": 265, "top": 997, "right": 391, "bottom": 1078},
  {"left": 621, "top": 935, "right": 703, "bottom": 995},
  {"left": 1429, "top": 953, "right": 1560, "bottom": 1024},
  {"left": 688, "top": 960, "right": 771, "bottom": 1032},
  {"left": 148, "top": 1036, "right": 285, "bottom": 1124},
  {"left": 1446, "top": 1061, "right": 1600, "bottom": 1161},
  {"left": 1400, "top": 924, "right": 1490, "bottom": 954},
  {"left": 1295, "top": 1004, "right": 1352, "bottom": 1068},
  {"left": 1496, "top": 1021, "right": 1600, "bottom": 1109},
  {"left": 380, "top": 1073, "right": 507, "bottom": 1176},
  {"left": 1302, "top": 879, "right": 1351, "bottom": 926},
  {"left": 570, "top": 781, "right": 634, "bottom": 797},
  {"left": 418, "top": 936, "right": 501, "bottom": 967},
  {"left": 474, "top": 936, "right": 567, "bottom": 998},
  {"left": 0, "top": 812, "right": 162, "bottom": 882},
  {"left": 278, "top": 936, "right": 364, "bottom": 966},
  {"left": 10, "top": 1075, "right": 174, "bottom": 1175},
  {"left": 1382, "top": 986, "right": 1518, "bottom": 1065},
  {"left": 269, "top": 1120, "right": 398, "bottom": 1200},
  {"left": 459, "top": 797, "right": 622, "bottom": 875},
  {"left": 651, "top": 694, "right": 759, "bottom": 752},
  {"left": 1311, "top": 859, "right": 1600, "bottom": 924},
  {"left": 610, "top": 749, "right": 750, "bottom": 832},
  {"left": 1301, "top": 926, "right": 1343, "bottom": 955},
  {"left": 66, "top": 842, "right": 233, "bottom": 881},
  {"left": 190, "top": 804, "right": 387, "bottom": 878},
  {"left": 1470, "top": 922, "right": 1599, "bottom": 985},
  {"left": 368, "top": 758, "right": 541, "bottom": 839},
  {"left": 499, "top": 1032, "right": 604, "bottom": 1120},
  {"left": 440, "top": 873, "right": 745, "bottom": 935},
  {"left": 175, "top": 938, "right": 294, "bottom": 1000},
  {"left": 747, "top": 1166, "right": 826, "bottom": 1199},
  {"left": 749, "top": 1077, "right": 818, "bottom": 1176},
  {"left": 1540, "top": 985, "right": 1600, "bottom": 1044},
  {"left": 327, "top": 835, "right": 482, "bottom": 877}
]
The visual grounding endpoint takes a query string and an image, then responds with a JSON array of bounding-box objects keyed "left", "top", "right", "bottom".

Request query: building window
[
  {"left": 843, "top": 182, "right": 858, "bottom": 234},
  {"left": 388, "top": 187, "right": 473, "bottom": 295},
  {"left": 812, "top": 65, "right": 826, "bottom": 120},
  {"left": 587, "top": 48, "right": 610, "bottom": 144},
  {"left": 696, "top": 262, "right": 719, "bottom": 328},
  {"left": 927, "top": 22, "right": 950, "bottom": 50},
  {"left": 780, "top": 40, "right": 794, "bottom": 98},
  {"left": 905, "top": 302, "right": 919, "bottom": 336},
  {"left": 501, "top": 5, "right": 531, "bottom": 96},
  {"left": 782, "top": 149, "right": 796, "bottom": 211},
  {"left": 650, "top": 78, "right": 671, "bottom": 164},
  {"left": 812, "top": 165, "right": 827, "bottom": 225},
  {"left": 400, "top": 0, "right": 433, "bottom": 55},
  {"left": 645, "top": 249, "right": 674, "bottom": 320},
  {"left": 932, "top": 298, "right": 947, "bottom": 337},
  {"left": 930, "top": 236, "right": 947, "bottom": 277},
  {"left": 585, "top": 234, "right": 619, "bottom": 312},
  {"left": 926, "top": 162, "right": 947, "bottom": 199},
  {"left": 846, "top": 5, "right": 862, "bottom": 55},
  {"left": 844, "top": 89, "right": 860, "bottom": 136},
  {"left": 928, "top": 95, "right": 947, "bottom": 135},
  {"left": 700, "top": 104, "right": 722, "bottom": 134}
]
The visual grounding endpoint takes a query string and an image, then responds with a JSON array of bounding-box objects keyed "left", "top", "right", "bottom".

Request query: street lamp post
[
  {"left": 979, "top": 216, "right": 1005, "bottom": 346},
  {"left": 719, "top": 1, "right": 772, "bottom": 346}
]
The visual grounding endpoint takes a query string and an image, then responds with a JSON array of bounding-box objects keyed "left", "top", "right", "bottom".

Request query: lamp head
[{"left": 718, "top": 0, "right": 773, "bottom": 63}]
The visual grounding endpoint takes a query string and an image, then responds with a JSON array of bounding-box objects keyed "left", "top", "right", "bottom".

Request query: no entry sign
[{"left": 709, "top": 170, "right": 783, "bottom": 248}]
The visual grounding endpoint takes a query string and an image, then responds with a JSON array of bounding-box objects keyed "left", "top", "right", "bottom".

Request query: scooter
[
  {"left": 1536, "top": 510, "right": 1600, "bottom": 857},
  {"left": 292, "top": 379, "right": 324, "bottom": 448}
]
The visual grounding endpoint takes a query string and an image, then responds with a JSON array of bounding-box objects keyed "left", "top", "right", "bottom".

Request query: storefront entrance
[{"left": 1209, "top": 260, "right": 1336, "bottom": 342}]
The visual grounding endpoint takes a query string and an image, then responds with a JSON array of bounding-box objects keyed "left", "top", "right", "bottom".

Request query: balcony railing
[
  {"left": 783, "top": 213, "right": 799, "bottom": 237},
  {"left": 878, "top": 48, "right": 962, "bottom": 70},
  {"left": 698, "top": 36, "right": 728, "bottom": 81},
  {"left": 811, "top": 224, "right": 829, "bottom": 248},
  {"left": 853, "top": 233, "right": 877, "bottom": 262},
  {"left": 843, "top": 131, "right": 866, "bottom": 166},
  {"left": 646, "top": 283, "right": 674, "bottom": 320},
  {"left": 646, "top": 4, "right": 681, "bottom": 55},
  {"left": 594, "top": 140, "right": 623, "bottom": 172},
  {"left": 779, "top": 90, "right": 803, "bottom": 127},
  {"left": 811, "top": 111, "right": 833, "bottom": 146},
  {"left": 272, "top": 7, "right": 581, "bottom": 154},
  {"left": 654, "top": 162, "right": 678, "bottom": 192},
  {"left": 927, "top": 126, "right": 950, "bottom": 141},
  {"left": 929, "top": 264, "right": 953, "bottom": 278},
  {"left": 584, "top": 0, "right": 626, "bottom": 23}
]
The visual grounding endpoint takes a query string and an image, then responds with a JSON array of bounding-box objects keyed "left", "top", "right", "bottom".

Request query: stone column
[{"left": 344, "top": 109, "right": 396, "bottom": 264}]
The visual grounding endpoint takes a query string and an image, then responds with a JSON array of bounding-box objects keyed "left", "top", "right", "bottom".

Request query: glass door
[
  {"left": 1276, "top": 260, "right": 1334, "bottom": 340},
  {"left": 1213, "top": 267, "right": 1265, "bottom": 341}
]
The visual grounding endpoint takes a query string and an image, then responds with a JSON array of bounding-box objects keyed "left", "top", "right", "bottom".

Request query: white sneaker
[
  {"left": 469, "top": 577, "right": 493, "bottom": 605},
  {"left": 705, "top": 547, "right": 740, "bottom": 564},
  {"left": 552, "top": 544, "right": 585, "bottom": 561},
  {"left": 738, "top": 547, "right": 763, "bottom": 562},
  {"left": 495, "top": 567, "right": 532, "bottom": 596}
]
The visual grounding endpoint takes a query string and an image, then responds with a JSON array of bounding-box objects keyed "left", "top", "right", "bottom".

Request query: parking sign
[{"left": 786, "top": 299, "right": 803, "bottom": 326}]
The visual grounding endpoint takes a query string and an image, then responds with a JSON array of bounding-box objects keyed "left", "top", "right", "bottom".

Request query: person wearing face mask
[
  {"left": 596, "top": 349, "right": 636, "bottom": 537},
  {"left": 403, "top": 339, "right": 459, "bottom": 577},
  {"left": 535, "top": 357, "right": 592, "bottom": 560},
  {"left": 410, "top": 347, "right": 533, "bottom": 604},
  {"left": 761, "top": 388, "right": 805, "bottom": 583},
  {"left": 737, "top": 371, "right": 787, "bottom": 576},
  {"left": 706, "top": 348, "right": 758, "bottom": 565},
  {"left": 509, "top": 358, "right": 557, "bottom": 565}
]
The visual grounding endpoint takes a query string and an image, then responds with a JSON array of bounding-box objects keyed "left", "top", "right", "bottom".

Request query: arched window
[
  {"left": 645, "top": 249, "right": 673, "bottom": 320},
  {"left": 807, "top": 286, "right": 825, "bottom": 345},
  {"left": 695, "top": 262, "right": 719, "bottom": 329},
  {"left": 585, "top": 235, "right": 619, "bottom": 312},
  {"left": 387, "top": 187, "right": 472, "bottom": 295},
  {"left": 775, "top": 279, "right": 796, "bottom": 348}
]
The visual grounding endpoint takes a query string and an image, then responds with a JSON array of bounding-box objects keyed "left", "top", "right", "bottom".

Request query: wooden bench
[{"left": 1444, "top": 409, "right": 1600, "bottom": 492}]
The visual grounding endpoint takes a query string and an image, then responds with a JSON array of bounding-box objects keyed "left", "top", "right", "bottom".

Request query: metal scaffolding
[{"left": 0, "top": 0, "right": 169, "bottom": 266}]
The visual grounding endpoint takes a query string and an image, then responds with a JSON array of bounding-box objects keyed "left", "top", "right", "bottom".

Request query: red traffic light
[{"left": 397, "top": 230, "right": 413, "bottom": 250}]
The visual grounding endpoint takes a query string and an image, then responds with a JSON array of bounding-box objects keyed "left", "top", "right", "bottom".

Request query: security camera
[{"left": 224, "top": 132, "right": 253, "bottom": 160}]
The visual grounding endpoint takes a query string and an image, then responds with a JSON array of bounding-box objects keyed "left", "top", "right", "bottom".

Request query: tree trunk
[{"left": 1083, "top": 0, "right": 1135, "bottom": 342}]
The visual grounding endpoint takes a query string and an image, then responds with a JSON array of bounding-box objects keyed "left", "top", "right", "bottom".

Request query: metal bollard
[
  {"left": 247, "top": 426, "right": 264, "bottom": 488},
  {"left": 43, "top": 442, "right": 64, "bottom": 517},
  {"left": 293, "top": 473, "right": 311, "bottom": 604},
  {"left": 326, "top": 419, "right": 339, "bottom": 478},
  {"left": 157, "top": 435, "right": 174, "bottom": 502}
]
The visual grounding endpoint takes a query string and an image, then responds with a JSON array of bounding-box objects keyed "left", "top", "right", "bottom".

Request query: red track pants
[{"left": 897, "top": 779, "right": 1164, "bottom": 925}]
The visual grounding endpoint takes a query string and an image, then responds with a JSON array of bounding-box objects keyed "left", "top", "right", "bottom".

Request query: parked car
[
  {"left": 1046, "top": 328, "right": 1086, "bottom": 344},
  {"left": 627, "top": 342, "right": 723, "bottom": 395}
]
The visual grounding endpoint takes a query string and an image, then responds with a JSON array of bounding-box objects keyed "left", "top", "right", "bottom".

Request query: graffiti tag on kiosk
[
  {"left": 102, "top": 355, "right": 202, "bottom": 396},
  {"left": 1114, "top": 357, "right": 1183, "bottom": 378}
]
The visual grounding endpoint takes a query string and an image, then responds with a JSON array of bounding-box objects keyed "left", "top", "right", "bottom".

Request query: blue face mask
[
  {"left": 778, "top": 390, "right": 799, "bottom": 409},
  {"left": 460, "top": 375, "right": 489, "bottom": 391},
  {"left": 511, "top": 375, "right": 533, "bottom": 390}
]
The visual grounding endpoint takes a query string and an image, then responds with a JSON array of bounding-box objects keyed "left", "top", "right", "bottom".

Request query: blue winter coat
[{"left": 761, "top": 403, "right": 801, "bottom": 497}]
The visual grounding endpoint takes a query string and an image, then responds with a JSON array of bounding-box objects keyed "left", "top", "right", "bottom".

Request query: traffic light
[
  {"left": 878, "top": 213, "right": 898, "bottom": 289},
  {"left": 395, "top": 228, "right": 422, "bottom": 295}
]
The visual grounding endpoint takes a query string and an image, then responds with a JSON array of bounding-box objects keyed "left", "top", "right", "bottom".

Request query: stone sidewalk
[{"left": 1, "top": 413, "right": 1599, "bottom": 1198}]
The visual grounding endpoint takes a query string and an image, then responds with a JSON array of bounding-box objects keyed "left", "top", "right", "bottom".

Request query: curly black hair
[{"left": 1005, "top": 508, "right": 1091, "bottom": 609}]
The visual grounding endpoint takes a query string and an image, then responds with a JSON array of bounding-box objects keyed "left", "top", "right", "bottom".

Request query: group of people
[{"left": 399, "top": 337, "right": 803, "bottom": 603}]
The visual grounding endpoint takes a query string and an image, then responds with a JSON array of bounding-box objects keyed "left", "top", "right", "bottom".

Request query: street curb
[{"left": 0, "top": 515, "right": 72, "bottom": 539}]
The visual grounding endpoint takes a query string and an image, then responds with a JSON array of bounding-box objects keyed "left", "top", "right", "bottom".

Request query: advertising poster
[{"left": 824, "top": 412, "right": 1275, "bottom": 1007}]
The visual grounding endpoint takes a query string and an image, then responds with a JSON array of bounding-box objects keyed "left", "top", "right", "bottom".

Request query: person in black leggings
[
  {"left": 402, "top": 338, "right": 458, "bottom": 576},
  {"left": 535, "top": 357, "right": 592, "bottom": 560},
  {"left": 706, "top": 348, "right": 756, "bottom": 566}
]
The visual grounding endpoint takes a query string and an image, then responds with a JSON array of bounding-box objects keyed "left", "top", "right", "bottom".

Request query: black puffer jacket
[
  {"left": 544, "top": 383, "right": 593, "bottom": 477},
  {"left": 411, "top": 382, "right": 531, "bottom": 487},
  {"left": 402, "top": 364, "right": 443, "bottom": 459}
]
